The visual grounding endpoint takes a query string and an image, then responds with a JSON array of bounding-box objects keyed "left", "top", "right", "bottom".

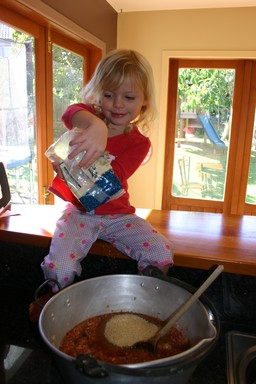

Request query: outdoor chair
[
  {"left": 200, "top": 162, "right": 224, "bottom": 198},
  {"left": 178, "top": 156, "right": 203, "bottom": 196}
]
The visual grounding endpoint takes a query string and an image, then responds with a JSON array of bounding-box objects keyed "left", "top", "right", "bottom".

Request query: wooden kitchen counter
[{"left": 0, "top": 205, "right": 255, "bottom": 276}]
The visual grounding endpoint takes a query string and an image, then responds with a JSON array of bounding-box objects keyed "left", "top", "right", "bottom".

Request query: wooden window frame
[
  {"left": 0, "top": 1, "right": 103, "bottom": 204},
  {"left": 162, "top": 58, "right": 256, "bottom": 215}
]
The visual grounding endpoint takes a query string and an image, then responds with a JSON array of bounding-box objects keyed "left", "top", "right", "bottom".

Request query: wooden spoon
[{"left": 133, "top": 265, "right": 224, "bottom": 353}]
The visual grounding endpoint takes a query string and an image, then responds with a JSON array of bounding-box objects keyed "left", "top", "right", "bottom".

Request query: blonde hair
[{"left": 81, "top": 49, "right": 157, "bottom": 135}]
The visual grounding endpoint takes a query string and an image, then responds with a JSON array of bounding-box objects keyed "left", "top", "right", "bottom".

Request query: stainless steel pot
[{"left": 39, "top": 274, "right": 219, "bottom": 384}]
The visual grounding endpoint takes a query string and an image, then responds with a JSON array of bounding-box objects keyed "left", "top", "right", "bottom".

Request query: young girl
[{"left": 40, "top": 49, "right": 174, "bottom": 297}]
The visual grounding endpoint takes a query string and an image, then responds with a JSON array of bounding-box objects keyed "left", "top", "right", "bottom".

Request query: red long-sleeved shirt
[{"left": 49, "top": 103, "right": 151, "bottom": 214}]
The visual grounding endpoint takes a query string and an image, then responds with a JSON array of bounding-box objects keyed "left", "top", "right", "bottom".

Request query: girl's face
[{"left": 100, "top": 77, "right": 147, "bottom": 128}]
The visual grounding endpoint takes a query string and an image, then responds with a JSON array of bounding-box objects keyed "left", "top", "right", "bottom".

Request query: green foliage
[
  {"left": 52, "top": 46, "right": 83, "bottom": 126},
  {"left": 12, "top": 29, "right": 30, "bottom": 43},
  {"left": 178, "top": 68, "right": 235, "bottom": 119},
  {"left": 11, "top": 30, "right": 83, "bottom": 108},
  {"left": 53, "top": 45, "right": 83, "bottom": 105}
]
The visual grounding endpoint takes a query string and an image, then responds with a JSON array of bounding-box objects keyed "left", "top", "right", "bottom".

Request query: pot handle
[
  {"left": 142, "top": 266, "right": 220, "bottom": 295},
  {"left": 34, "top": 278, "right": 61, "bottom": 307},
  {"left": 74, "top": 354, "right": 108, "bottom": 378}
]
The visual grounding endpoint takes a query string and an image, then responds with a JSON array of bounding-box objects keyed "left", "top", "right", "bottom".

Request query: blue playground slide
[{"left": 198, "top": 114, "right": 226, "bottom": 149}]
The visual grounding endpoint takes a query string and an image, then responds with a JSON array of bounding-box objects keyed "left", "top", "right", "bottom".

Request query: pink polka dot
[
  {"left": 58, "top": 232, "right": 64, "bottom": 238},
  {"left": 69, "top": 252, "right": 76, "bottom": 260},
  {"left": 125, "top": 223, "right": 132, "bottom": 229},
  {"left": 49, "top": 262, "right": 55, "bottom": 269},
  {"left": 142, "top": 242, "right": 150, "bottom": 248},
  {"left": 63, "top": 277, "right": 69, "bottom": 282},
  {"left": 152, "top": 229, "right": 158, "bottom": 234},
  {"left": 79, "top": 223, "right": 85, "bottom": 228},
  {"left": 81, "top": 239, "right": 87, "bottom": 245},
  {"left": 165, "top": 244, "right": 171, "bottom": 251}
]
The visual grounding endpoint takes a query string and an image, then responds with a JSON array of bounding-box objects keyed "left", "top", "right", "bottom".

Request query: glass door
[
  {"left": 172, "top": 66, "right": 235, "bottom": 201},
  {"left": 1, "top": 6, "right": 101, "bottom": 206},
  {"left": 163, "top": 58, "right": 256, "bottom": 214}
]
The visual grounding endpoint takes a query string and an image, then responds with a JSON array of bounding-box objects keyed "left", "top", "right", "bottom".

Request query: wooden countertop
[{"left": 0, "top": 205, "right": 256, "bottom": 276}]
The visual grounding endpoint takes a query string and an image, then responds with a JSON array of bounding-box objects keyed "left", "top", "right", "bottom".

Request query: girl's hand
[
  {"left": 68, "top": 111, "right": 108, "bottom": 169},
  {"left": 52, "top": 161, "right": 64, "bottom": 179}
]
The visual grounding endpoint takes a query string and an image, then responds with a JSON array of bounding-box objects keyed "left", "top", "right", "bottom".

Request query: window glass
[
  {"left": 172, "top": 67, "right": 235, "bottom": 201},
  {"left": 0, "top": 23, "right": 37, "bottom": 203},
  {"left": 52, "top": 44, "right": 83, "bottom": 141}
]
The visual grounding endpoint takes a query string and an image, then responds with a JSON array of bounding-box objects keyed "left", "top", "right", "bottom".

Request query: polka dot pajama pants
[{"left": 41, "top": 205, "right": 174, "bottom": 291}]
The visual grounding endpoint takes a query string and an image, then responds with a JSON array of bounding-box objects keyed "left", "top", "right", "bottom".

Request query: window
[
  {"left": 0, "top": 3, "right": 102, "bottom": 205},
  {"left": 163, "top": 59, "right": 256, "bottom": 215},
  {"left": 0, "top": 23, "right": 36, "bottom": 204}
]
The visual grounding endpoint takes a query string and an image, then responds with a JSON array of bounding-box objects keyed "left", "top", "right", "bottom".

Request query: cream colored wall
[{"left": 117, "top": 7, "right": 256, "bottom": 209}]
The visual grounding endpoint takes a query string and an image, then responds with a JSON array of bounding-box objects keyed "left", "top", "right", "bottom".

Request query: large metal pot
[{"left": 39, "top": 274, "right": 219, "bottom": 384}]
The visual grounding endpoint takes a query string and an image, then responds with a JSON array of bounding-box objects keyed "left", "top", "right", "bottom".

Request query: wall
[
  {"left": 117, "top": 7, "right": 256, "bottom": 209},
  {"left": 42, "top": 0, "right": 117, "bottom": 52}
]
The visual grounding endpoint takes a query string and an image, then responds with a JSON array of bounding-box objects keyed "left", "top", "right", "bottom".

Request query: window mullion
[
  {"left": 238, "top": 61, "right": 256, "bottom": 214},
  {"left": 162, "top": 59, "right": 179, "bottom": 210},
  {"left": 35, "top": 25, "right": 52, "bottom": 204}
]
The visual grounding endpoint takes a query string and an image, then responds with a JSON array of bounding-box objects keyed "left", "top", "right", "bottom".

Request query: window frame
[
  {"left": 162, "top": 58, "right": 256, "bottom": 215},
  {"left": 0, "top": 2, "right": 103, "bottom": 204}
]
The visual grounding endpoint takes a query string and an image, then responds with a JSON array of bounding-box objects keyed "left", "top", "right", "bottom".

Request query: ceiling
[{"left": 106, "top": 0, "right": 256, "bottom": 12}]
